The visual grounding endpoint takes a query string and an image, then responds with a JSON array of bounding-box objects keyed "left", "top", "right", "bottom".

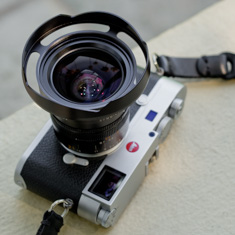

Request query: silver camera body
[{"left": 15, "top": 76, "right": 186, "bottom": 228}]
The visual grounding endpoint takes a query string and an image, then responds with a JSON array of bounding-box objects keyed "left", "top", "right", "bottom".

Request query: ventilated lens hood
[{"left": 22, "top": 12, "right": 150, "bottom": 120}]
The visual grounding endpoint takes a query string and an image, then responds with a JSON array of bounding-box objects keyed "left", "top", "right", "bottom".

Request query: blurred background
[{"left": 0, "top": 0, "right": 219, "bottom": 120}]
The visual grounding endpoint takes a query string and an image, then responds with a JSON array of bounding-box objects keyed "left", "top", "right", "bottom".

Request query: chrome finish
[
  {"left": 63, "top": 153, "right": 89, "bottom": 166},
  {"left": 152, "top": 53, "right": 164, "bottom": 76},
  {"left": 97, "top": 208, "right": 117, "bottom": 228},
  {"left": 136, "top": 94, "right": 149, "bottom": 106},
  {"left": 61, "top": 140, "right": 124, "bottom": 158},
  {"left": 48, "top": 198, "right": 73, "bottom": 218},
  {"left": 77, "top": 195, "right": 101, "bottom": 224},
  {"left": 156, "top": 116, "right": 173, "bottom": 143},
  {"left": 169, "top": 98, "right": 184, "bottom": 119}
]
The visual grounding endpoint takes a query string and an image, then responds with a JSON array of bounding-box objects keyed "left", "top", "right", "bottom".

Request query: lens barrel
[
  {"left": 22, "top": 12, "right": 150, "bottom": 157},
  {"left": 51, "top": 109, "right": 130, "bottom": 157}
]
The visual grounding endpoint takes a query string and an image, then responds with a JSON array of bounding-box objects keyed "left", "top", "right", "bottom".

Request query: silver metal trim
[
  {"left": 48, "top": 198, "right": 73, "bottom": 218},
  {"left": 152, "top": 53, "right": 164, "bottom": 76},
  {"left": 60, "top": 140, "right": 125, "bottom": 158},
  {"left": 63, "top": 153, "right": 89, "bottom": 166},
  {"left": 77, "top": 195, "right": 101, "bottom": 224}
]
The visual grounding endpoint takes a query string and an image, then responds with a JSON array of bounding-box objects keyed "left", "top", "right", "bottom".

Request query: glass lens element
[
  {"left": 53, "top": 50, "right": 123, "bottom": 103},
  {"left": 70, "top": 70, "right": 104, "bottom": 102}
]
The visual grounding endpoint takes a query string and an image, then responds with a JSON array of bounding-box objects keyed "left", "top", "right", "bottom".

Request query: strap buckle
[
  {"left": 222, "top": 53, "right": 235, "bottom": 80},
  {"left": 197, "top": 52, "right": 235, "bottom": 80}
]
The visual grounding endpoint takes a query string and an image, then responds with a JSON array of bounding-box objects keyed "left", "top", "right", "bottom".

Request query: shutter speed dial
[{"left": 156, "top": 116, "right": 173, "bottom": 143}]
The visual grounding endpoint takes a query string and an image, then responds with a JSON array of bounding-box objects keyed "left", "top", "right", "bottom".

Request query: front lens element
[
  {"left": 53, "top": 50, "right": 123, "bottom": 103},
  {"left": 70, "top": 70, "right": 104, "bottom": 102}
]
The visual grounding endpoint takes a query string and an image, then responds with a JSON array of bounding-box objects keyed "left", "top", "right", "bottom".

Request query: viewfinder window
[{"left": 89, "top": 166, "right": 126, "bottom": 201}]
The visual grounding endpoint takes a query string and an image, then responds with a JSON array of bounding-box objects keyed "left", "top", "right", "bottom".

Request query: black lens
[
  {"left": 53, "top": 50, "right": 123, "bottom": 103},
  {"left": 51, "top": 109, "right": 130, "bottom": 157},
  {"left": 22, "top": 12, "right": 150, "bottom": 158}
]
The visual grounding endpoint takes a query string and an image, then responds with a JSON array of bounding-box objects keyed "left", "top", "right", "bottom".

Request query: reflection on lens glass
[
  {"left": 70, "top": 70, "right": 104, "bottom": 102},
  {"left": 53, "top": 50, "right": 123, "bottom": 103}
]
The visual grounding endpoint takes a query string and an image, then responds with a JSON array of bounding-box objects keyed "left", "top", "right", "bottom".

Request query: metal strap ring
[
  {"left": 48, "top": 199, "right": 73, "bottom": 218},
  {"left": 152, "top": 53, "right": 164, "bottom": 76}
]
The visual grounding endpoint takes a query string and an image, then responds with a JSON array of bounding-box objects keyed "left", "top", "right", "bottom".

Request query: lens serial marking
[{"left": 126, "top": 142, "right": 139, "bottom": 153}]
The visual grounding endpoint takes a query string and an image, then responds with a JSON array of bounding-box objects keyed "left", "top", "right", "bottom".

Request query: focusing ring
[
  {"left": 51, "top": 109, "right": 130, "bottom": 157},
  {"left": 51, "top": 109, "right": 129, "bottom": 142},
  {"left": 22, "top": 12, "right": 150, "bottom": 120}
]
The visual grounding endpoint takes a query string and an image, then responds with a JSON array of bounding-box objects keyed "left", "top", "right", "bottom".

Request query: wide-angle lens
[{"left": 22, "top": 12, "right": 150, "bottom": 158}]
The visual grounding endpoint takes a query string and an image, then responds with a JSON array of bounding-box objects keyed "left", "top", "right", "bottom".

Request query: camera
[{"left": 14, "top": 12, "right": 186, "bottom": 227}]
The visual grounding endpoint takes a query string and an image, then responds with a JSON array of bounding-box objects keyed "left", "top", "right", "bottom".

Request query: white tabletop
[{"left": 1, "top": 0, "right": 235, "bottom": 234}]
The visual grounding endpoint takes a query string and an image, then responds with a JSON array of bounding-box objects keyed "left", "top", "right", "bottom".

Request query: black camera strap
[
  {"left": 36, "top": 211, "right": 64, "bottom": 235},
  {"left": 36, "top": 199, "right": 73, "bottom": 235},
  {"left": 153, "top": 52, "right": 235, "bottom": 80}
]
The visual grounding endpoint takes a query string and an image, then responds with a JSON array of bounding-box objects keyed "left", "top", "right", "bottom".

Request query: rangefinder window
[{"left": 89, "top": 166, "right": 126, "bottom": 201}]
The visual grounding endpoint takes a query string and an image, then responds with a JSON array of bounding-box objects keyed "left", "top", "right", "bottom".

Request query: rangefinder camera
[{"left": 14, "top": 12, "right": 186, "bottom": 227}]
